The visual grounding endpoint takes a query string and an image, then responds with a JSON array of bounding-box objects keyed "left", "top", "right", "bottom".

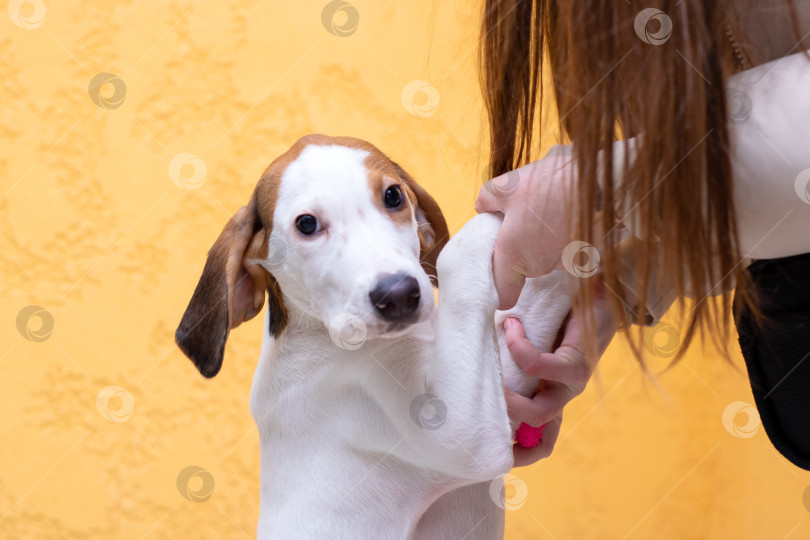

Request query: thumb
[
  {"left": 475, "top": 181, "right": 503, "bottom": 214},
  {"left": 493, "top": 250, "right": 526, "bottom": 310}
]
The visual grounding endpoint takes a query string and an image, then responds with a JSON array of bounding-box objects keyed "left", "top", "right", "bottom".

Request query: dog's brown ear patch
[
  {"left": 393, "top": 161, "right": 449, "bottom": 286},
  {"left": 175, "top": 200, "right": 285, "bottom": 378}
]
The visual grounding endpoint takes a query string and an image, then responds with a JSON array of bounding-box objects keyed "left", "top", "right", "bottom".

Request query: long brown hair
[{"left": 480, "top": 0, "right": 762, "bottom": 360}]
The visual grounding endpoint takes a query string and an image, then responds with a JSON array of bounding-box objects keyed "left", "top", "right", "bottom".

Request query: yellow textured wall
[{"left": 1, "top": 1, "right": 808, "bottom": 538}]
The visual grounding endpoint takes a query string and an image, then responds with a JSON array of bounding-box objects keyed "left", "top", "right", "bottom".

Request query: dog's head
[{"left": 175, "top": 134, "right": 449, "bottom": 377}]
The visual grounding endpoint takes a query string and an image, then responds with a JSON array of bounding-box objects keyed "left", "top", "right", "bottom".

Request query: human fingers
[
  {"left": 491, "top": 226, "right": 530, "bottom": 310},
  {"left": 503, "top": 384, "right": 573, "bottom": 429},
  {"left": 474, "top": 174, "right": 511, "bottom": 214},
  {"left": 503, "top": 318, "right": 592, "bottom": 389}
]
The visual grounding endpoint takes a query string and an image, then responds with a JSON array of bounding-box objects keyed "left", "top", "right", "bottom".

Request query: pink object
[{"left": 514, "top": 422, "right": 545, "bottom": 448}]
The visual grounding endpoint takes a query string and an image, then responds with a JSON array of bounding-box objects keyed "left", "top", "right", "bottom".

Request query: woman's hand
[
  {"left": 504, "top": 281, "right": 616, "bottom": 466},
  {"left": 475, "top": 148, "right": 576, "bottom": 310}
]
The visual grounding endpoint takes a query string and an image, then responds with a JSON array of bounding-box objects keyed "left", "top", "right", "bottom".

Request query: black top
[{"left": 734, "top": 252, "right": 810, "bottom": 470}]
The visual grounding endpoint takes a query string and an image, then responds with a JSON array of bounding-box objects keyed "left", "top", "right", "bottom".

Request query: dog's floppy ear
[
  {"left": 175, "top": 198, "right": 285, "bottom": 378},
  {"left": 392, "top": 161, "right": 449, "bottom": 286}
]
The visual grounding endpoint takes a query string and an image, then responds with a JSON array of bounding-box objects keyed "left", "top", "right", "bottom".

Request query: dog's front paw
[{"left": 437, "top": 213, "right": 502, "bottom": 303}]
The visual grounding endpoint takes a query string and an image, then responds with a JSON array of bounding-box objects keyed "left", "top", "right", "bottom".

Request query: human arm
[
  {"left": 477, "top": 51, "right": 810, "bottom": 310},
  {"left": 477, "top": 51, "right": 810, "bottom": 467}
]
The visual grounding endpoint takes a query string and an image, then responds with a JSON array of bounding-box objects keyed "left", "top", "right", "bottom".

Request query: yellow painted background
[{"left": 1, "top": 1, "right": 809, "bottom": 538}]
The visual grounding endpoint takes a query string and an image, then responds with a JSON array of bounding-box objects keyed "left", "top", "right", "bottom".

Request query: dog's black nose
[{"left": 369, "top": 273, "right": 421, "bottom": 322}]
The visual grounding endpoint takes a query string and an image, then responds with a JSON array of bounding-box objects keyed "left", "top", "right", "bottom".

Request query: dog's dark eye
[
  {"left": 295, "top": 214, "right": 318, "bottom": 235},
  {"left": 384, "top": 185, "right": 403, "bottom": 209}
]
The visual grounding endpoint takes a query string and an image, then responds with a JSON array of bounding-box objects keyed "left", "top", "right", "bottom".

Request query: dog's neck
[{"left": 253, "top": 297, "right": 435, "bottom": 404}]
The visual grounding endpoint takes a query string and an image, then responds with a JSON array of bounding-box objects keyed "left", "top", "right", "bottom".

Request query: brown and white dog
[{"left": 175, "top": 134, "right": 571, "bottom": 539}]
